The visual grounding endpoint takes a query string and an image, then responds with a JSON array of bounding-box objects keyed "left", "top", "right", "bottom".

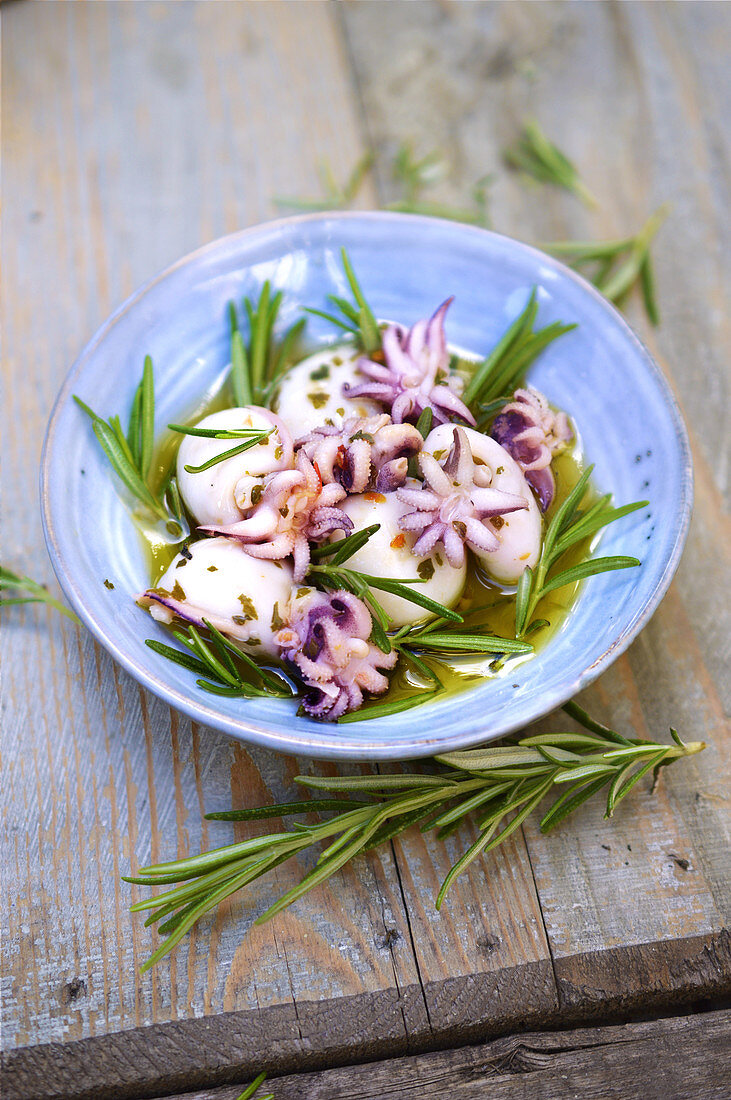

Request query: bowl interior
[{"left": 41, "top": 213, "right": 691, "bottom": 760}]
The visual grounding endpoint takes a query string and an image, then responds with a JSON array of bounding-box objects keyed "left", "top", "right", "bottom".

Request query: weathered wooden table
[{"left": 3, "top": 3, "right": 730, "bottom": 1098}]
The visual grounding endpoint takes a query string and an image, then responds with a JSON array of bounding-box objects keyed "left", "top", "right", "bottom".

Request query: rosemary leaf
[
  {"left": 205, "top": 799, "right": 373, "bottom": 821},
  {"left": 310, "top": 524, "right": 380, "bottom": 566},
  {"left": 127, "top": 381, "right": 143, "bottom": 466},
  {"left": 235, "top": 1072, "right": 269, "bottom": 1100},
  {"left": 462, "top": 289, "right": 536, "bottom": 407},
  {"left": 538, "top": 555, "right": 640, "bottom": 598},
  {"left": 145, "top": 638, "right": 213, "bottom": 678},
  {"left": 230, "top": 329, "right": 253, "bottom": 406},
  {"left": 340, "top": 248, "right": 381, "bottom": 354},
  {"left": 337, "top": 691, "right": 442, "bottom": 722},
  {"left": 296, "top": 773, "right": 453, "bottom": 792},
  {"left": 403, "top": 633, "right": 533, "bottom": 654},
  {"left": 302, "top": 307, "right": 358, "bottom": 335},
  {"left": 182, "top": 431, "right": 273, "bottom": 473},
  {"left": 274, "top": 152, "right": 374, "bottom": 211},
  {"left": 504, "top": 120, "right": 598, "bottom": 208},
  {"left": 92, "top": 419, "right": 168, "bottom": 520},
  {"left": 167, "top": 425, "right": 264, "bottom": 439},
  {"left": 140, "top": 354, "right": 155, "bottom": 480},
  {"left": 0, "top": 567, "right": 79, "bottom": 623}
]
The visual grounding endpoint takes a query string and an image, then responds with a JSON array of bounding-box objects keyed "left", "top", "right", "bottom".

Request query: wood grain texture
[
  {"left": 343, "top": 0, "right": 731, "bottom": 1008},
  {"left": 2, "top": 0, "right": 730, "bottom": 1088},
  {"left": 91, "top": 1010, "right": 731, "bottom": 1100},
  {"left": 1, "top": 0, "right": 551, "bottom": 1062},
  {"left": 0, "top": 0, "right": 420, "bottom": 1052}
]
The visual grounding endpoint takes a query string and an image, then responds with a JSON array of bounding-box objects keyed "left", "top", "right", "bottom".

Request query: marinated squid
[
  {"left": 113, "top": 260, "right": 642, "bottom": 722},
  {"left": 176, "top": 407, "right": 293, "bottom": 526}
]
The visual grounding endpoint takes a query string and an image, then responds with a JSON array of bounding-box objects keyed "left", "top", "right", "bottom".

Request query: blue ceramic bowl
[{"left": 41, "top": 213, "right": 692, "bottom": 760}]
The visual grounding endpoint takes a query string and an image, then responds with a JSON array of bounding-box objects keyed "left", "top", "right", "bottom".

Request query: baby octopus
[
  {"left": 275, "top": 589, "right": 397, "bottom": 720},
  {"left": 344, "top": 299, "right": 475, "bottom": 427},
  {"left": 201, "top": 450, "right": 352, "bottom": 582},
  {"left": 296, "top": 413, "right": 423, "bottom": 494},
  {"left": 490, "top": 386, "right": 572, "bottom": 511},
  {"left": 397, "top": 426, "right": 527, "bottom": 568}
]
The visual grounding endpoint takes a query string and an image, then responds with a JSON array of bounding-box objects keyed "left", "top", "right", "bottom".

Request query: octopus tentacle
[
  {"left": 396, "top": 427, "right": 528, "bottom": 564},
  {"left": 201, "top": 451, "right": 350, "bottom": 581},
  {"left": 490, "top": 386, "right": 573, "bottom": 511},
  {"left": 345, "top": 299, "right": 475, "bottom": 427},
  {"left": 275, "top": 590, "right": 397, "bottom": 721},
  {"left": 296, "top": 414, "right": 421, "bottom": 495}
]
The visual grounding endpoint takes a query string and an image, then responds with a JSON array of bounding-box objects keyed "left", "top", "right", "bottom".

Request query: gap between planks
[{"left": 2, "top": 933, "right": 729, "bottom": 1100}]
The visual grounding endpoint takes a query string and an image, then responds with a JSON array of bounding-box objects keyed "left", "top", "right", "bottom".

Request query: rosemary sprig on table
[
  {"left": 462, "top": 288, "right": 576, "bottom": 416},
  {"left": 125, "top": 702, "right": 704, "bottom": 972},
  {"left": 503, "top": 119, "right": 598, "bottom": 209},
  {"left": 74, "top": 360, "right": 183, "bottom": 530},
  {"left": 0, "top": 566, "right": 79, "bottom": 623},
  {"left": 275, "top": 143, "right": 492, "bottom": 227},
  {"left": 235, "top": 1073, "right": 274, "bottom": 1100},
  {"left": 228, "top": 282, "right": 306, "bottom": 407},
  {"left": 274, "top": 152, "right": 374, "bottom": 211},
  {"left": 146, "top": 619, "right": 293, "bottom": 700},
  {"left": 515, "top": 466, "right": 647, "bottom": 638},
  {"left": 304, "top": 247, "right": 381, "bottom": 354},
  {"left": 543, "top": 203, "right": 670, "bottom": 325},
  {"left": 385, "top": 142, "right": 493, "bottom": 226}
]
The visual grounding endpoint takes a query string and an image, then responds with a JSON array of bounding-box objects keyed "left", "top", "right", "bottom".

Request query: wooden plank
[
  {"left": 0, "top": 0, "right": 419, "bottom": 1053},
  {"left": 3, "top": 0, "right": 730, "bottom": 1087},
  {"left": 6, "top": 1009, "right": 729, "bottom": 1100},
  {"left": 0, "top": 0, "right": 553, "bottom": 1066},
  {"left": 342, "top": 0, "right": 731, "bottom": 1012}
]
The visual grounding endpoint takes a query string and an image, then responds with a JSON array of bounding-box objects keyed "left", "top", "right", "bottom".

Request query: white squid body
[
  {"left": 147, "top": 536, "right": 295, "bottom": 656},
  {"left": 424, "top": 425, "right": 541, "bottom": 585},
  {"left": 176, "top": 407, "right": 294, "bottom": 526},
  {"left": 334, "top": 491, "right": 466, "bottom": 628},
  {"left": 273, "top": 344, "right": 381, "bottom": 438}
]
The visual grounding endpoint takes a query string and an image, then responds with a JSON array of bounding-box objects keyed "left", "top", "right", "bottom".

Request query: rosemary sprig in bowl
[
  {"left": 125, "top": 702, "right": 704, "bottom": 972},
  {"left": 74, "top": 356, "right": 184, "bottom": 532},
  {"left": 514, "top": 466, "right": 647, "bottom": 639}
]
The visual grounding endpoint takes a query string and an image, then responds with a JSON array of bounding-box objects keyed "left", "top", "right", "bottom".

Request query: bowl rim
[{"left": 40, "top": 210, "right": 694, "bottom": 760}]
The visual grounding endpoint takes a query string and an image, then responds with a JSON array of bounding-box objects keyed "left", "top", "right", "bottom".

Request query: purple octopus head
[
  {"left": 490, "top": 387, "right": 572, "bottom": 511},
  {"left": 296, "top": 413, "right": 423, "bottom": 495},
  {"left": 343, "top": 298, "right": 476, "bottom": 428},
  {"left": 275, "top": 589, "right": 397, "bottom": 721},
  {"left": 397, "top": 426, "right": 528, "bottom": 569}
]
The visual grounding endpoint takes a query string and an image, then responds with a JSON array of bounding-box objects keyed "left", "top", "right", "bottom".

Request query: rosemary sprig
[
  {"left": 503, "top": 119, "right": 598, "bottom": 209},
  {"left": 126, "top": 704, "right": 704, "bottom": 971},
  {"left": 146, "top": 619, "right": 294, "bottom": 699},
  {"left": 235, "top": 1072, "right": 274, "bottom": 1100},
  {"left": 274, "top": 151, "right": 374, "bottom": 211},
  {"left": 304, "top": 247, "right": 381, "bottom": 354},
  {"left": 307, "top": 561, "right": 463, "bottom": 638},
  {"left": 462, "top": 288, "right": 576, "bottom": 413},
  {"left": 275, "top": 144, "right": 492, "bottom": 227},
  {"left": 180, "top": 430, "right": 274, "bottom": 474},
  {"left": 74, "top": 361, "right": 180, "bottom": 529},
  {"left": 385, "top": 142, "right": 493, "bottom": 226},
  {"left": 0, "top": 566, "right": 79, "bottom": 623},
  {"left": 167, "top": 424, "right": 270, "bottom": 440},
  {"left": 514, "top": 466, "right": 647, "bottom": 638},
  {"left": 543, "top": 204, "right": 670, "bottom": 325},
  {"left": 228, "top": 282, "right": 305, "bottom": 407},
  {"left": 309, "top": 523, "right": 381, "bottom": 566}
]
